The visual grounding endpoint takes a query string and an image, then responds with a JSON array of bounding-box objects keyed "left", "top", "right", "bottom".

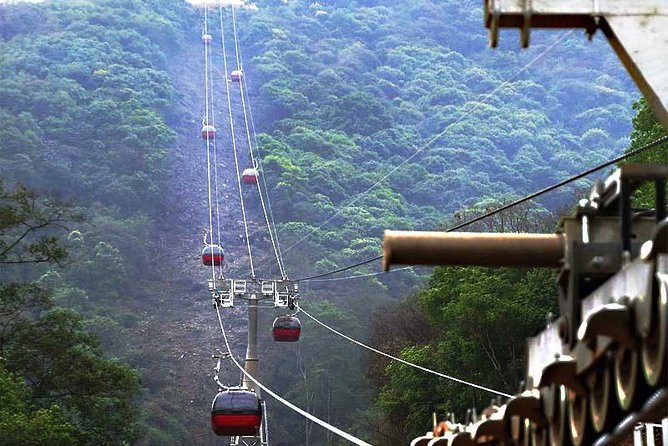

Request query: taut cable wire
[
  {"left": 203, "top": 5, "right": 216, "bottom": 283},
  {"left": 277, "top": 30, "right": 577, "bottom": 259},
  {"left": 230, "top": 7, "right": 287, "bottom": 279},
  {"left": 298, "top": 305, "right": 513, "bottom": 398},
  {"left": 215, "top": 304, "right": 373, "bottom": 446},
  {"left": 294, "top": 133, "right": 668, "bottom": 282},
  {"left": 207, "top": 11, "right": 224, "bottom": 279},
  {"left": 217, "top": 2, "right": 255, "bottom": 277}
]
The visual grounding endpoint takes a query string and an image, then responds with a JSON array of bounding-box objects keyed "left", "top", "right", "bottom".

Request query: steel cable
[
  {"left": 294, "top": 133, "right": 668, "bottom": 282},
  {"left": 216, "top": 2, "right": 255, "bottom": 277},
  {"left": 276, "top": 30, "right": 577, "bottom": 259},
  {"left": 203, "top": 5, "right": 217, "bottom": 283},
  {"left": 298, "top": 305, "right": 513, "bottom": 397},
  {"left": 214, "top": 305, "right": 373, "bottom": 446},
  {"left": 230, "top": 7, "right": 287, "bottom": 279}
]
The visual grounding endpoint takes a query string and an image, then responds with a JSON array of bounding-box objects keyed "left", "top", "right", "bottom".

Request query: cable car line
[
  {"left": 297, "top": 305, "right": 513, "bottom": 398},
  {"left": 215, "top": 304, "right": 373, "bottom": 446},
  {"left": 207, "top": 6, "right": 226, "bottom": 281},
  {"left": 196, "top": 6, "right": 668, "bottom": 443},
  {"left": 302, "top": 266, "right": 414, "bottom": 283},
  {"left": 204, "top": 7, "right": 306, "bottom": 442},
  {"left": 204, "top": 6, "right": 559, "bottom": 442},
  {"left": 202, "top": 4, "right": 218, "bottom": 283},
  {"left": 229, "top": 23, "right": 285, "bottom": 270},
  {"left": 239, "top": 68, "right": 286, "bottom": 279},
  {"left": 292, "top": 133, "right": 668, "bottom": 282},
  {"left": 228, "top": 5, "right": 287, "bottom": 279},
  {"left": 241, "top": 76, "right": 286, "bottom": 279},
  {"left": 271, "top": 30, "right": 577, "bottom": 261},
  {"left": 215, "top": 3, "right": 256, "bottom": 278}
]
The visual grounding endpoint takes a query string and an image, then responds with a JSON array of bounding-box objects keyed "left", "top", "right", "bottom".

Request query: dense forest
[
  {"left": 0, "top": 0, "right": 195, "bottom": 443},
  {"left": 0, "top": 0, "right": 664, "bottom": 444}
]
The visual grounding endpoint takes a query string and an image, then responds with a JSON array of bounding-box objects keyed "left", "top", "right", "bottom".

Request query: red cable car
[
  {"left": 202, "top": 34, "right": 212, "bottom": 45},
  {"left": 242, "top": 167, "right": 258, "bottom": 184},
  {"left": 272, "top": 315, "right": 301, "bottom": 342},
  {"left": 231, "top": 69, "right": 243, "bottom": 82},
  {"left": 202, "top": 244, "right": 224, "bottom": 266},
  {"left": 211, "top": 390, "right": 262, "bottom": 437},
  {"left": 202, "top": 124, "right": 216, "bottom": 139}
]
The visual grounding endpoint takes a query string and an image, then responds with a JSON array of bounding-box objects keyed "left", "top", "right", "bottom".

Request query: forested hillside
[
  {"left": 0, "top": 0, "right": 653, "bottom": 444},
  {"left": 243, "top": 0, "right": 637, "bottom": 282},
  {"left": 0, "top": 1, "right": 201, "bottom": 443}
]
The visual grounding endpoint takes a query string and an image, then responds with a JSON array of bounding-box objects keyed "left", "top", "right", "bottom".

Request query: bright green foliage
[
  {"left": 371, "top": 267, "right": 557, "bottom": 442},
  {"left": 0, "top": 367, "right": 77, "bottom": 446},
  {"left": 0, "top": 0, "right": 188, "bottom": 439},
  {"left": 5, "top": 307, "right": 141, "bottom": 441},
  {"left": 364, "top": 203, "right": 559, "bottom": 442},
  {"left": 622, "top": 98, "right": 668, "bottom": 207},
  {"left": 0, "top": 183, "right": 141, "bottom": 444},
  {"left": 242, "top": 0, "right": 636, "bottom": 281}
]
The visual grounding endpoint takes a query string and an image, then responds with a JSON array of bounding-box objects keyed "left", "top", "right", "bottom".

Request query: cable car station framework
[{"left": 193, "top": 1, "right": 668, "bottom": 445}]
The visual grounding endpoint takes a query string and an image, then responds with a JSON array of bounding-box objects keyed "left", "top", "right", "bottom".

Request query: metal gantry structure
[
  {"left": 387, "top": 164, "right": 667, "bottom": 446},
  {"left": 483, "top": 0, "right": 668, "bottom": 128},
  {"left": 209, "top": 278, "right": 298, "bottom": 446}
]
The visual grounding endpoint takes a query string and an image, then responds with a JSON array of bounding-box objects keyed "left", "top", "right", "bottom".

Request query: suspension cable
[
  {"left": 293, "top": 133, "right": 668, "bottom": 282},
  {"left": 230, "top": 7, "right": 287, "bottom": 279},
  {"left": 203, "top": 5, "right": 217, "bottom": 283},
  {"left": 274, "top": 30, "right": 577, "bottom": 259},
  {"left": 303, "top": 266, "right": 414, "bottom": 283},
  {"left": 217, "top": 2, "right": 255, "bottom": 278},
  {"left": 214, "top": 304, "right": 373, "bottom": 446},
  {"left": 241, "top": 73, "right": 287, "bottom": 280},
  {"left": 298, "top": 305, "right": 512, "bottom": 398},
  {"left": 232, "top": 14, "right": 287, "bottom": 278},
  {"left": 207, "top": 9, "right": 225, "bottom": 279}
]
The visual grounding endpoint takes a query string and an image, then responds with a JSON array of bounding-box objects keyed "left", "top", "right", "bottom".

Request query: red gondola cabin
[
  {"left": 242, "top": 167, "right": 259, "bottom": 184},
  {"left": 202, "top": 245, "right": 224, "bottom": 266},
  {"left": 231, "top": 70, "right": 243, "bottom": 82},
  {"left": 272, "top": 315, "right": 301, "bottom": 342},
  {"left": 202, "top": 34, "right": 213, "bottom": 45},
  {"left": 202, "top": 124, "right": 216, "bottom": 139},
  {"left": 211, "top": 390, "right": 262, "bottom": 437}
]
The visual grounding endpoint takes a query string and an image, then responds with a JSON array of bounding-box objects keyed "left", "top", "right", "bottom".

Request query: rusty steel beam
[
  {"left": 382, "top": 231, "right": 564, "bottom": 270},
  {"left": 483, "top": 0, "right": 668, "bottom": 129}
]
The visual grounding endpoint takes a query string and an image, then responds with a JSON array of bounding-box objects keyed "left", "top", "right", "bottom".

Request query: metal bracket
[
  {"left": 261, "top": 281, "right": 275, "bottom": 296},
  {"left": 274, "top": 292, "right": 289, "bottom": 308},
  {"left": 521, "top": 0, "right": 532, "bottom": 48},
  {"left": 504, "top": 390, "right": 543, "bottom": 424},
  {"left": 538, "top": 356, "right": 587, "bottom": 396},
  {"left": 233, "top": 280, "right": 247, "bottom": 295},
  {"left": 577, "top": 303, "right": 636, "bottom": 348}
]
